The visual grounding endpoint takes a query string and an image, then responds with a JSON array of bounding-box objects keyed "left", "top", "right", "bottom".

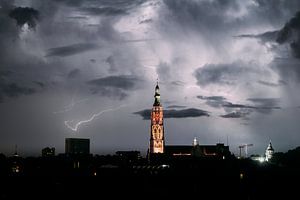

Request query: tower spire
[
  {"left": 149, "top": 80, "right": 164, "bottom": 154},
  {"left": 153, "top": 80, "right": 161, "bottom": 106}
]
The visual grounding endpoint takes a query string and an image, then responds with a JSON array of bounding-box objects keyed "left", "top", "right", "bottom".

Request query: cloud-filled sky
[{"left": 1, "top": 0, "right": 300, "bottom": 156}]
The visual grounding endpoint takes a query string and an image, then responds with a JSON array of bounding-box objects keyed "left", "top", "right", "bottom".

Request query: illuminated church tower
[
  {"left": 149, "top": 82, "right": 164, "bottom": 154},
  {"left": 265, "top": 141, "right": 274, "bottom": 162}
]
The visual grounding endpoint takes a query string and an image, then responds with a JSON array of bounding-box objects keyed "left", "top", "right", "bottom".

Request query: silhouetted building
[
  {"left": 42, "top": 147, "right": 55, "bottom": 157},
  {"left": 65, "top": 138, "right": 90, "bottom": 155},
  {"left": 9, "top": 152, "right": 23, "bottom": 174},
  {"left": 116, "top": 151, "right": 141, "bottom": 164},
  {"left": 165, "top": 142, "right": 230, "bottom": 159},
  {"left": 149, "top": 81, "right": 165, "bottom": 154},
  {"left": 265, "top": 141, "right": 274, "bottom": 161},
  {"left": 116, "top": 151, "right": 141, "bottom": 160}
]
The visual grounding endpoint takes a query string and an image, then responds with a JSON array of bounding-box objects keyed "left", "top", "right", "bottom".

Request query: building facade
[
  {"left": 65, "top": 138, "right": 90, "bottom": 155},
  {"left": 149, "top": 82, "right": 165, "bottom": 154}
]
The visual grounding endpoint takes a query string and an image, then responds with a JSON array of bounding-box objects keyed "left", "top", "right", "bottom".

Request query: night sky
[{"left": 1, "top": 0, "right": 300, "bottom": 156}]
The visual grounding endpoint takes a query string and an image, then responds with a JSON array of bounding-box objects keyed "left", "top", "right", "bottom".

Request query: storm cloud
[
  {"left": 247, "top": 98, "right": 281, "bottom": 111},
  {"left": 9, "top": 7, "right": 39, "bottom": 29},
  {"left": 237, "top": 10, "right": 300, "bottom": 82},
  {"left": 220, "top": 111, "right": 251, "bottom": 119},
  {"left": 79, "top": 7, "right": 126, "bottom": 16},
  {"left": 258, "top": 80, "right": 283, "bottom": 87},
  {"left": 46, "top": 43, "right": 100, "bottom": 57},
  {"left": 0, "top": 82, "right": 35, "bottom": 102},
  {"left": 167, "top": 105, "right": 187, "bottom": 109},
  {"left": 1, "top": 0, "right": 300, "bottom": 155},
  {"left": 87, "top": 75, "right": 142, "bottom": 99},
  {"left": 134, "top": 108, "right": 209, "bottom": 120},
  {"left": 197, "top": 95, "right": 227, "bottom": 108},
  {"left": 239, "top": 10, "right": 300, "bottom": 59},
  {"left": 194, "top": 62, "right": 257, "bottom": 87},
  {"left": 197, "top": 95, "right": 280, "bottom": 116}
]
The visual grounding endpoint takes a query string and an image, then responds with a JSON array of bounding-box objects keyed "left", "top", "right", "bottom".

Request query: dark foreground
[{"left": 0, "top": 158, "right": 299, "bottom": 199}]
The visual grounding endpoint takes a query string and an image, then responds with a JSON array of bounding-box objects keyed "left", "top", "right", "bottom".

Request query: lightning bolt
[
  {"left": 53, "top": 98, "right": 89, "bottom": 114},
  {"left": 64, "top": 104, "right": 127, "bottom": 131}
]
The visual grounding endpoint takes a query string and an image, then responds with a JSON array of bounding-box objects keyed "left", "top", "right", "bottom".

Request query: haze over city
[{"left": 1, "top": 0, "right": 300, "bottom": 156}]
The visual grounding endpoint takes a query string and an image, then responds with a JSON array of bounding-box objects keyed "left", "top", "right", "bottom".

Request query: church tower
[
  {"left": 149, "top": 81, "right": 164, "bottom": 154},
  {"left": 265, "top": 141, "right": 274, "bottom": 162}
]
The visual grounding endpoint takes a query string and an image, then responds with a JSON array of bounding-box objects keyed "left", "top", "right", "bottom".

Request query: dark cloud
[
  {"left": 161, "top": 0, "right": 300, "bottom": 51},
  {"left": 247, "top": 98, "right": 280, "bottom": 108},
  {"left": 56, "top": 0, "right": 145, "bottom": 10},
  {"left": 32, "top": 81, "right": 45, "bottom": 88},
  {"left": 0, "top": 83, "right": 35, "bottom": 101},
  {"left": 139, "top": 19, "right": 153, "bottom": 24},
  {"left": 67, "top": 69, "right": 81, "bottom": 79},
  {"left": 250, "top": 0, "right": 300, "bottom": 25},
  {"left": 258, "top": 80, "right": 282, "bottom": 87},
  {"left": 223, "top": 102, "right": 255, "bottom": 109},
  {"left": 87, "top": 75, "right": 141, "bottom": 99},
  {"left": 164, "top": 108, "right": 210, "bottom": 118},
  {"left": 220, "top": 111, "right": 250, "bottom": 119},
  {"left": 87, "top": 75, "right": 140, "bottom": 90},
  {"left": 240, "top": 10, "right": 300, "bottom": 59},
  {"left": 162, "top": 0, "right": 240, "bottom": 34},
  {"left": 197, "top": 95, "right": 280, "bottom": 115},
  {"left": 223, "top": 100, "right": 280, "bottom": 114},
  {"left": 45, "top": 43, "right": 100, "bottom": 57},
  {"left": 220, "top": 98, "right": 280, "bottom": 116},
  {"left": 134, "top": 108, "right": 209, "bottom": 120},
  {"left": 167, "top": 105, "right": 186, "bottom": 109},
  {"left": 197, "top": 95, "right": 227, "bottom": 108},
  {"left": 9, "top": 7, "right": 39, "bottom": 29},
  {"left": 276, "top": 11, "right": 300, "bottom": 45},
  {"left": 197, "top": 95, "right": 226, "bottom": 101},
  {"left": 79, "top": 7, "right": 126, "bottom": 16},
  {"left": 194, "top": 62, "right": 254, "bottom": 86},
  {"left": 69, "top": 0, "right": 147, "bottom": 19},
  {"left": 235, "top": 31, "right": 279, "bottom": 43}
]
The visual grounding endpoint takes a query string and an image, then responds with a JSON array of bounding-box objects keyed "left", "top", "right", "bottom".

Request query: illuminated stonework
[{"left": 149, "top": 82, "right": 164, "bottom": 154}]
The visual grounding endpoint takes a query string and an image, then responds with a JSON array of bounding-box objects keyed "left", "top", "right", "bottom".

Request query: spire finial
[{"left": 153, "top": 79, "right": 161, "bottom": 106}]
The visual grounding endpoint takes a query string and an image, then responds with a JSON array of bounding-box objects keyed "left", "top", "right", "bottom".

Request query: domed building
[{"left": 265, "top": 141, "right": 274, "bottom": 162}]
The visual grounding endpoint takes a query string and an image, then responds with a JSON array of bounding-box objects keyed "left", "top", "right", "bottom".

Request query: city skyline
[{"left": 1, "top": 0, "right": 300, "bottom": 156}]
